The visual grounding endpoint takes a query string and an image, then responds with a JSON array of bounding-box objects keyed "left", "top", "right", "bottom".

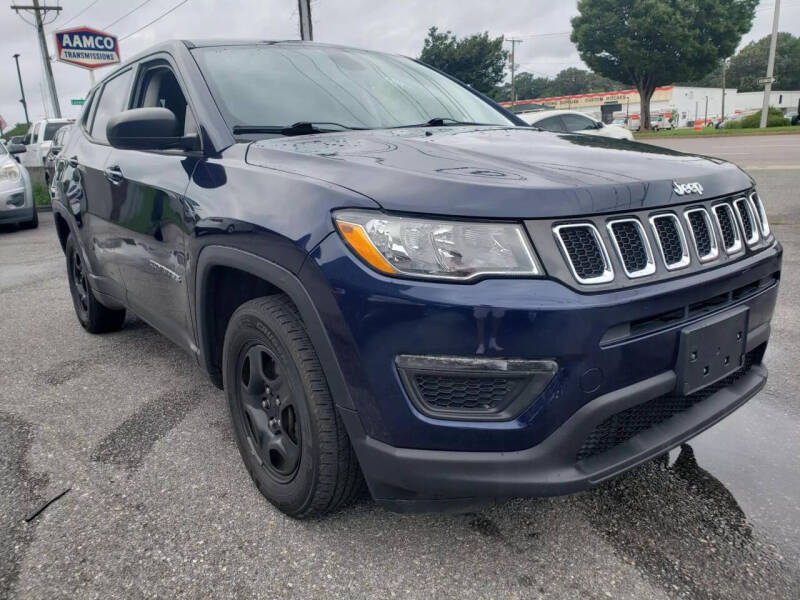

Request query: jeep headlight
[
  {"left": 334, "top": 210, "right": 541, "bottom": 280},
  {"left": 0, "top": 162, "right": 20, "bottom": 183}
]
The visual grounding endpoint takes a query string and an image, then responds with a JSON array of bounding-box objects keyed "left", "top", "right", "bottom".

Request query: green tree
[
  {"left": 548, "top": 67, "right": 625, "bottom": 96},
  {"left": 419, "top": 27, "right": 508, "bottom": 96},
  {"left": 726, "top": 32, "right": 800, "bottom": 92},
  {"left": 571, "top": 0, "right": 758, "bottom": 129}
]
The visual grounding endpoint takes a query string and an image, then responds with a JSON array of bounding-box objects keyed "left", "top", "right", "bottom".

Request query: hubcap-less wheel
[
  {"left": 71, "top": 249, "right": 90, "bottom": 316},
  {"left": 236, "top": 344, "right": 301, "bottom": 481}
]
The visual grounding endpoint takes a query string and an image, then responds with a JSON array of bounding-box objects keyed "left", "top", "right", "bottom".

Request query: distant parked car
[
  {"left": 0, "top": 140, "right": 37, "bottom": 229},
  {"left": 44, "top": 124, "right": 71, "bottom": 187},
  {"left": 787, "top": 111, "right": 798, "bottom": 126},
  {"left": 521, "top": 109, "right": 634, "bottom": 140},
  {"left": 20, "top": 118, "right": 73, "bottom": 169}
]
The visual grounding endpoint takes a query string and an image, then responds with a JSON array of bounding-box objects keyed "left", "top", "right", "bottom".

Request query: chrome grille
[
  {"left": 712, "top": 203, "right": 742, "bottom": 254},
  {"left": 607, "top": 219, "right": 655, "bottom": 278},
  {"left": 553, "top": 224, "right": 614, "bottom": 284},
  {"left": 733, "top": 197, "right": 758, "bottom": 247},
  {"left": 649, "top": 214, "right": 690, "bottom": 270},
  {"left": 684, "top": 208, "right": 719, "bottom": 262}
]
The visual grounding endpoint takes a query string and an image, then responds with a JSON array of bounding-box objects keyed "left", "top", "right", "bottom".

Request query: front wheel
[
  {"left": 222, "top": 295, "right": 363, "bottom": 518},
  {"left": 65, "top": 234, "right": 125, "bottom": 333}
]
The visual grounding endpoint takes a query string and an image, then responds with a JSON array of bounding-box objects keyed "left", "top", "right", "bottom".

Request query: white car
[
  {"left": 20, "top": 118, "right": 73, "bottom": 169},
  {"left": 520, "top": 110, "right": 634, "bottom": 141},
  {"left": 0, "top": 140, "right": 37, "bottom": 229}
]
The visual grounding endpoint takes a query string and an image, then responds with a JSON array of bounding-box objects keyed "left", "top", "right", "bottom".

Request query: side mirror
[
  {"left": 596, "top": 121, "right": 604, "bottom": 129},
  {"left": 22, "top": 135, "right": 31, "bottom": 145},
  {"left": 7, "top": 143, "right": 26, "bottom": 154},
  {"left": 107, "top": 107, "right": 199, "bottom": 151}
]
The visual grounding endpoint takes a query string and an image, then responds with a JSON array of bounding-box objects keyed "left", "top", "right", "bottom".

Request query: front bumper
[
  {"left": 0, "top": 187, "right": 35, "bottom": 224},
  {"left": 304, "top": 233, "right": 781, "bottom": 508},
  {"left": 342, "top": 349, "right": 766, "bottom": 512}
]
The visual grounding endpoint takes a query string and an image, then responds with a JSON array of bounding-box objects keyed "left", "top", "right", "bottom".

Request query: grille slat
[
  {"left": 734, "top": 197, "right": 759, "bottom": 246},
  {"left": 750, "top": 192, "right": 770, "bottom": 237},
  {"left": 577, "top": 351, "right": 757, "bottom": 461},
  {"left": 608, "top": 219, "right": 653, "bottom": 277},
  {"left": 650, "top": 214, "right": 688, "bottom": 269},
  {"left": 685, "top": 208, "right": 718, "bottom": 262},
  {"left": 712, "top": 203, "right": 742, "bottom": 254},
  {"left": 554, "top": 224, "right": 613, "bottom": 284}
]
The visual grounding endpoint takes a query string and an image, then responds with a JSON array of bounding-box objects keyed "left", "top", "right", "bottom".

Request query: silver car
[{"left": 0, "top": 140, "right": 37, "bottom": 229}]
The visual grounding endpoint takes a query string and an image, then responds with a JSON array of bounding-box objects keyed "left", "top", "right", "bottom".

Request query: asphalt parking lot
[{"left": 1, "top": 135, "right": 799, "bottom": 599}]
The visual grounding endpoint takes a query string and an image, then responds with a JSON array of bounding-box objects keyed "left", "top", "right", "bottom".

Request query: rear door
[
  {"left": 104, "top": 57, "right": 198, "bottom": 351},
  {"left": 67, "top": 68, "right": 134, "bottom": 302}
]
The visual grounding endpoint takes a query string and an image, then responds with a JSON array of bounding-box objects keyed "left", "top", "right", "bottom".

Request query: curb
[{"left": 36, "top": 204, "right": 53, "bottom": 213}]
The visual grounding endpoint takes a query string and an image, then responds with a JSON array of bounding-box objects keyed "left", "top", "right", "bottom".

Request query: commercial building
[{"left": 501, "top": 85, "right": 800, "bottom": 127}]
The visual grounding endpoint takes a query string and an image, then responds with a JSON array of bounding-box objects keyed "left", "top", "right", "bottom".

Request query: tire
[
  {"left": 19, "top": 207, "right": 38, "bottom": 230},
  {"left": 223, "top": 295, "right": 363, "bottom": 518},
  {"left": 65, "top": 234, "right": 126, "bottom": 333}
]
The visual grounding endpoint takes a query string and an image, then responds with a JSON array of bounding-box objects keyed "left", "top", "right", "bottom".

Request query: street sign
[
  {"left": 757, "top": 76, "right": 777, "bottom": 85},
  {"left": 54, "top": 26, "right": 120, "bottom": 70},
  {"left": 70, "top": 99, "right": 85, "bottom": 106}
]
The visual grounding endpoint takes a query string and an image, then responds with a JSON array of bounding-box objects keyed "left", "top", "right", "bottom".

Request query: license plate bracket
[{"left": 675, "top": 306, "right": 749, "bottom": 396}]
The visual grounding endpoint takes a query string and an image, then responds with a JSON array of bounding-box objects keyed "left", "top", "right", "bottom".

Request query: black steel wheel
[
  {"left": 65, "top": 234, "right": 126, "bottom": 333},
  {"left": 235, "top": 343, "right": 302, "bottom": 482},
  {"left": 223, "top": 295, "right": 363, "bottom": 518}
]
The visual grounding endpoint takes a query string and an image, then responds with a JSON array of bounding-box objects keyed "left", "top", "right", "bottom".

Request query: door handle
[
  {"left": 68, "top": 155, "right": 79, "bottom": 168},
  {"left": 104, "top": 165, "right": 124, "bottom": 184}
]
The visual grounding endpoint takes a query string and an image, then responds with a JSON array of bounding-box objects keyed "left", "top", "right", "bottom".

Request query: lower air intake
[{"left": 576, "top": 351, "right": 757, "bottom": 461}]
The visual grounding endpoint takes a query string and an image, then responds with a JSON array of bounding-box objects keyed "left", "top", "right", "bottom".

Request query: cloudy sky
[{"left": 2, "top": 0, "right": 799, "bottom": 128}]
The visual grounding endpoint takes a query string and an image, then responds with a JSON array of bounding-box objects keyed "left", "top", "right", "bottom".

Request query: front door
[{"left": 104, "top": 60, "right": 198, "bottom": 352}]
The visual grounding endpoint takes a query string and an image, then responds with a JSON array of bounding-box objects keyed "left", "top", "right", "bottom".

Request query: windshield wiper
[
  {"left": 394, "top": 117, "right": 496, "bottom": 128},
  {"left": 232, "top": 121, "right": 366, "bottom": 136}
]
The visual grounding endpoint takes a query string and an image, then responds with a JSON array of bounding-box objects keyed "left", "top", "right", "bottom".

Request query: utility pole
[
  {"left": 13, "top": 53, "right": 30, "bottom": 125},
  {"left": 721, "top": 60, "right": 726, "bottom": 123},
  {"left": 297, "top": 0, "right": 313, "bottom": 41},
  {"left": 11, "top": 0, "right": 62, "bottom": 118},
  {"left": 505, "top": 38, "right": 522, "bottom": 107},
  {"left": 760, "top": 0, "right": 780, "bottom": 128}
]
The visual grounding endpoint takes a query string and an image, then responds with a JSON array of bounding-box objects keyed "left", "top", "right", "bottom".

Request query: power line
[
  {"left": 104, "top": 0, "right": 155, "bottom": 29},
  {"left": 119, "top": 0, "right": 191, "bottom": 41},
  {"left": 59, "top": 0, "right": 99, "bottom": 27}
]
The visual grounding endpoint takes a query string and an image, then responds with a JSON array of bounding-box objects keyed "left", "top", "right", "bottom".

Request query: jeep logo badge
[{"left": 673, "top": 181, "right": 704, "bottom": 196}]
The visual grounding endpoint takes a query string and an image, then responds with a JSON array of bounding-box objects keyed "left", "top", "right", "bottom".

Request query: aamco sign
[{"left": 54, "top": 27, "right": 120, "bottom": 70}]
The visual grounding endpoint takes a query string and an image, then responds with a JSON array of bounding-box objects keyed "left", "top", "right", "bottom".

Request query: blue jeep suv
[{"left": 51, "top": 40, "right": 781, "bottom": 517}]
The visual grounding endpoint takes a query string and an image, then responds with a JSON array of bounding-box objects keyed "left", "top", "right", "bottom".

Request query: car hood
[{"left": 245, "top": 126, "right": 752, "bottom": 218}]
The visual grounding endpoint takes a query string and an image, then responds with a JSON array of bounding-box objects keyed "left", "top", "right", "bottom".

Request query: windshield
[{"left": 192, "top": 44, "right": 515, "bottom": 133}]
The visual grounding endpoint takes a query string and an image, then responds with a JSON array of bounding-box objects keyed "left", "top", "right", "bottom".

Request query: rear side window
[
  {"left": 536, "top": 116, "right": 565, "bottom": 132},
  {"left": 561, "top": 114, "right": 595, "bottom": 131},
  {"left": 90, "top": 69, "right": 133, "bottom": 143},
  {"left": 43, "top": 123, "right": 65, "bottom": 141}
]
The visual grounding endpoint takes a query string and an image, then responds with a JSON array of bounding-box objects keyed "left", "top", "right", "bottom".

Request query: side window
[
  {"left": 537, "top": 117, "right": 565, "bottom": 132},
  {"left": 90, "top": 69, "right": 133, "bottom": 143},
  {"left": 561, "top": 114, "right": 595, "bottom": 131},
  {"left": 133, "top": 65, "right": 193, "bottom": 135},
  {"left": 32, "top": 122, "right": 41, "bottom": 142}
]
